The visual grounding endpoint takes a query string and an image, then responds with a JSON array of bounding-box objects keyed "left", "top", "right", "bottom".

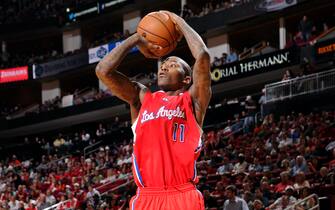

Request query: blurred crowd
[
  {"left": 0, "top": 103, "right": 22, "bottom": 119},
  {"left": 211, "top": 48, "right": 239, "bottom": 68},
  {"left": 0, "top": 0, "right": 63, "bottom": 25},
  {"left": 182, "top": 0, "right": 253, "bottom": 19},
  {"left": 0, "top": 119, "right": 135, "bottom": 210},
  {"left": 0, "top": 0, "right": 100, "bottom": 25},
  {"left": 199, "top": 110, "right": 335, "bottom": 209}
]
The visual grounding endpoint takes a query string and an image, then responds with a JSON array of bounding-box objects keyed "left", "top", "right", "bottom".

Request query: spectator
[
  {"left": 244, "top": 95, "right": 257, "bottom": 133},
  {"left": 233, "top": 153, "right": 248, "bottom": 174},
  {"left": 258, "top": 89, "right": 266, "bottom": 119},
  {"left": 281, "top": 159, "right": 291, "bottom": 172},
  {"left": 45, "top": 190, "right": 56, "bottom": 206},
  {"left": 8, "top": 195, "right": 20, "bottom": 210},
  {"left": 298, "top": 15, "right": 313, "bottom": 42},
  {"left": 86, "top": 185, "right": 100, "bottom": 206},
  {"left": 36, "top": 194, "right": 49, "bottom": 210},
  {"left": 262, "top": 155, "right": 274, "bottom": 173},
  {"left": 227, "top": 48, "right": 238, "bottom": 63},
  {"left": 253, "top": 199, "right": 265, "bottom": 210},
  {"left": 212, "top": 56, "right": 223, "bottom": 67},
  {"left": 81, "top": 130, "right": 91, "bottom": 142},
  {"left": 101, "top": 168, "right": 118, "bottom": 184},
  {"left": 295, "top": 187, "right": 316, "bottom": 209},
  {"left": 291, "top": 155, "right": 308, "bottom": 176},
  {"left": 53, "top": 134, "right": 65, "bottom": 148},
  {"left": 26, "top": 200, "right": 38, "bottom": 210},
  {"left": 282, "top": 69, "right": 294, "bottom": 81},
  {"left": 210, "top": 181, "right": 225, "bottom": 200},
  {"left": 274, "top": 171, "right": 293, "bottom": 193},
  {"left": 255, "top": 187, "right": 270, "bottom": 207},
  {"left": 223, "top": 185, "right": 249, "bottom": 210},
  {"left": 278, "top": 132, "right": 293, "bottom": 149},
  {"left": 64, "top": 192, "right": 78, "bottom": 209},
  {"left": 203, "top": 190, "right": 217, "bottom": 208},
  {"left": 248, "top": 157, "right": 263, "bottom": 173},
  {"left": 217, "top": 156, "right": 234, "bottom": 175},
  {"left": 221, "top": 53, "right": 228, "bottom": 65},
  {"left": 293, "top": 171, "right": 310, "bottom": 191},
  {"left": 268, "top": 192, "right": 295, "bottom": 210},
  {"left": 315, "top": 167, "right": 334, "bottom": 185},
  {"left": 96, "top": 123, "right": 106, "bottom": 137},
  {"left": 92, "top": 169, "right": 104, "bottom": 184}
]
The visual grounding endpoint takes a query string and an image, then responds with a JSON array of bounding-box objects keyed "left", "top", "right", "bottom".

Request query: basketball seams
[
  {"left": 137, "top": 12, "right": 178, "bottom": 56},
  {"left": 147, "top": 14, "right": 176, "bottom": 44},
  {"left": 137, "top": 25, "right": 170, "bottom": 48}
]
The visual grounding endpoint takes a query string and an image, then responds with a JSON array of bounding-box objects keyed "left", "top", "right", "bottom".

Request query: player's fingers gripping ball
[{"left": 137, "top": 11, "right": 181, "bottom": 57}]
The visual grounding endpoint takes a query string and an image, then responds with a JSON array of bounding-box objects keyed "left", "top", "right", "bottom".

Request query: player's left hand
[{"left": 136, "top": 33, "right": 162, "bottom": 59}]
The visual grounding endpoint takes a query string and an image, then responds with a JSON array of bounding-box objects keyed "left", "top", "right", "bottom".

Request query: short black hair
[
  {"left": 161, "top": 56, "right": 192, "bottom": 77},
  {"left": 180, "top": 60, "right": 192, "bottom": 77}
]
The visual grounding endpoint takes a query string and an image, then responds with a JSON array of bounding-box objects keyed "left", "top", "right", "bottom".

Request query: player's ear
[{"left": 183, "top": 75, "right": 191, "bottom": 85}]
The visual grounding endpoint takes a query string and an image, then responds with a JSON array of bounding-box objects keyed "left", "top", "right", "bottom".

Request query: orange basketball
[{"left": 137, "top": 11, "right": 180, "bottom": 57}]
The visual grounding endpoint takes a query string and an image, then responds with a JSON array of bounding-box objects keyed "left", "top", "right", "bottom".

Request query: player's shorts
[{"left": 129, "top": 182, "right": 204, "bottom": 210}]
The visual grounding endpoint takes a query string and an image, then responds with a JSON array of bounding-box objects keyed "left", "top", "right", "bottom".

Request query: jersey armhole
[
  {"left": 141, "top": 90, "right": 151, "bottom": 104},
  {"left": 185, "top": 91, "right": 204, "bottom": 153},
  {"left": 132, "top": 91, "right": 152, "bottom": 135}
]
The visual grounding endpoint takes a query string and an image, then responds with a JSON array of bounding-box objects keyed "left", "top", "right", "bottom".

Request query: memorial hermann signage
[{"left": 211, "top": 48, "right": 298, "bottom": 83}]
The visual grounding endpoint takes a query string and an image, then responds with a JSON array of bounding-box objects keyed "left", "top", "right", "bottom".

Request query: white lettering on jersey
[
  {"left": 141, "top": 106, "right": 185, "bottom": 123},
  {"left": 141, "top": 110, "right": 155, "bottom": 123}
]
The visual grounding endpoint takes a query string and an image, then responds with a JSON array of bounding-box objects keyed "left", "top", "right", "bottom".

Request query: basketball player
[{"left": 96, "top": 11, "right": 211, "bottom": 210}]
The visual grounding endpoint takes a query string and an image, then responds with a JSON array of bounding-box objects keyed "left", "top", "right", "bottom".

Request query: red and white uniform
[{"left": 130, "top": 91, "right": 204, "bottom": 210}]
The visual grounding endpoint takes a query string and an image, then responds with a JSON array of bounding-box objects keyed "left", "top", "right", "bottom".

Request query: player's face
[{"left": 158, "top": 56, "right": 190, "bottom": 91}]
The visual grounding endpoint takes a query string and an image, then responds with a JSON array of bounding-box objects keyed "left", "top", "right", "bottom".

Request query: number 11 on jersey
[{"left": 173, "top": 123, "right": 185, "bottom": 142}]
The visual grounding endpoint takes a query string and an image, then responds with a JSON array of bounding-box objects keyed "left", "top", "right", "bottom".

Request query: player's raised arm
[
  {"left": 96, "top": 34, "right": 140, "bottom": 105},
  {"left": 95, "top": 33, "right": 160, "bottom": 114},
  {"left": 164, "top": 11, "right": 212, "bottom": 126}
]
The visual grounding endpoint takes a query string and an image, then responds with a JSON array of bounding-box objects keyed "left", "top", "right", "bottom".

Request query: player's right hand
[
  {"left": 136, "top": 33, "right": 162, "bottom": 59},
  {"left": 159, "top": 10, "right": 183, "bottom": 42}
]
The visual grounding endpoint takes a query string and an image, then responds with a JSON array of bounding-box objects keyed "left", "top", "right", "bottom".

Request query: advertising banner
[
  {"left": 32, "top": 52, "right": 88, "bottom": 79},
  {"left": 88, "top": 44, "right": 109, "bottom": 64},
  {"left": 88, "top": 40, "right": 138, "bottom": 64},
  {"left": 315, "top": 38, "right": 335, "bottom": 61},
  {"left": 210, "top": 48, "right": 299, "bottom": 83},
  {"left": 0, "top": 66, "right": 28, "bottom": 84}
]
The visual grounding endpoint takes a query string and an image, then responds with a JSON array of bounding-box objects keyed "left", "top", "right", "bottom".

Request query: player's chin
[{"left": 157, "top": 78, "right": 168, "bottom": 86}]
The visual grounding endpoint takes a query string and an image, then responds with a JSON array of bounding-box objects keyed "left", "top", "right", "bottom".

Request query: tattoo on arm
[{"left": 95, "top": 34, "right": 142, "bottom": 105}]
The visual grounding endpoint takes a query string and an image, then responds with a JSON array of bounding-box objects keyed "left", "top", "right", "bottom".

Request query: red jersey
[{"left": 132, "top": 91, "right": 203, "bottom": 188}]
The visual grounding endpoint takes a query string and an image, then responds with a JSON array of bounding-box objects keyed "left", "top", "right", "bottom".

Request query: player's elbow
[{"left": 95, "top": 64, "right": 106, "bottom": 79}]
